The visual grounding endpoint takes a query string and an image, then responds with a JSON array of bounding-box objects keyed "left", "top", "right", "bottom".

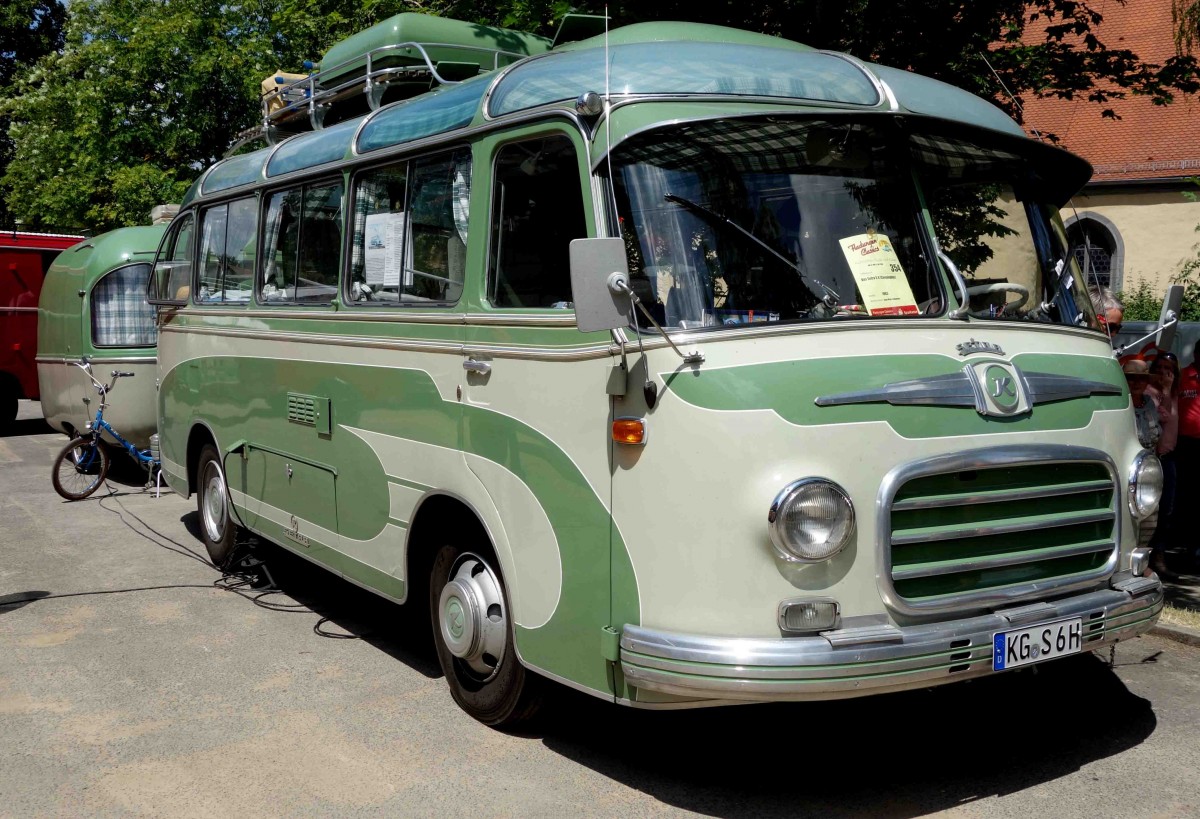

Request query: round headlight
[
  {"left": 1129, "top": 451, "right": 1163, "bottom": 520},
  {"left": 768, "top": 479, "right": 855, "bottom": 563}
]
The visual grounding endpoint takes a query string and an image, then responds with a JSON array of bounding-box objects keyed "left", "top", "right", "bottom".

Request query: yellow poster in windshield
[{"left": 838, "top": 233, "right": 919, "bottom": 316}]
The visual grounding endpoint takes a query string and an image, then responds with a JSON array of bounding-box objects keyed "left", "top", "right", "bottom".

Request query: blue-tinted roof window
[
  {"left": 356, "top": 76, "right": 488, "bottom": 154},
  {"left": 201, "top": 148, "right": 270, "bottom": 195},
  {"left": 489, "top": 43, "right": 880, "bottom": 116},
  {"left": 267, "top": 116, "right": 363, "bottom": 178}
]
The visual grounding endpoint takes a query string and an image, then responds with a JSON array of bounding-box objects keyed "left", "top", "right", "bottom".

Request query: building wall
[{"left": 1060, "top": 189, "right": 1200, "bottom": 296}]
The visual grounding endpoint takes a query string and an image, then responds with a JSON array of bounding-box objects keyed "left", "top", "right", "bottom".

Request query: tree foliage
[
  {"left": 2, "top": 0, "right": 1199, "bottom": 231},
  {"left": 0, "top": 0, "right": 66, "bottom": 226}
]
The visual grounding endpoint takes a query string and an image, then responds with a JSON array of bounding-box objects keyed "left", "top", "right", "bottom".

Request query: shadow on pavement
[
  {"left": 179, "top": 512, "right": 442, "bottom": 680},
  {"left": 534, "top": 648, "right": 1157, "bottom": 818},
  {"left": 0, "top": 417, "right": 53, "bottom": 438},
  {"left": 0, "top": 590, "right": 50, "bottom": 613}
]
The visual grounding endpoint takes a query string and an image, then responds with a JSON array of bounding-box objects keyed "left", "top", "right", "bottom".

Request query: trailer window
[
  {"left": 198, "top": 196, "right": 257, "bottom": 304},
  {"left": 488, "top": 136, "right": 585, "bottom": 309},
  {"left": 91, "top": 263, "right": 156, "bottom": 347},
  {"left": 260, "top": 181, "right": 343, "bottom": 304}
]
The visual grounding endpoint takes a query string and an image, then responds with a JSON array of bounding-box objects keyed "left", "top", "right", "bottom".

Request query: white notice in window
[
  {"left": 837, "top": 233, "right": 919, "bottom": 316},
  {"left": 364, "top": 212, "right": 407, "bottom": 287}
]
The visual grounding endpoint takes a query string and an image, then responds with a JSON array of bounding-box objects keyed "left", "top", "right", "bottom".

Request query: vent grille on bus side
[
  {"left": 888, "top": 461, "right": 1117, "bottom": 609},
  {"left": 287, "top": 394, "right": 316, "bottom": 426}
]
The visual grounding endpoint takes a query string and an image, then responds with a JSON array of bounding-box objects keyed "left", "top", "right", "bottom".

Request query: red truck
[{"left": 1, "top": 230, "right": 84, "bottom": 426}]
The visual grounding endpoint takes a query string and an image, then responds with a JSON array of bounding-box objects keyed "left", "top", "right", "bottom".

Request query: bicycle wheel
[{"left": 51, "top": 436, "right": 110, "bottom": 501}]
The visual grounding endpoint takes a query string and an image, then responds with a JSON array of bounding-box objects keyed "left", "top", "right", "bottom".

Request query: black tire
[
  {"left": 429, "top": 541, "right": 543, "bottom": 728},
  {"left": 0, "top": 382, "right": 16, "bottom": 428},
  {"left": 51, "top": 436, "right": 110, "bottom": 500},
  {"left": 196, "top": 443, "right": 237, "bottom": 567}
]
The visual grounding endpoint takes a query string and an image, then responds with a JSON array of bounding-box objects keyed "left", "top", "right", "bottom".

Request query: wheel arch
[
  {"left": 184, "top": 420, "right": 222, "bottom": 498},
  {"left": 402, "top": 491, "right": 503, "bottom": 611}
]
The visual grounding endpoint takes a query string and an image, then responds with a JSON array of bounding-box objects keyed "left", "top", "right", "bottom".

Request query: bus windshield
[{"left": 610, "top": 118, "right": 1096, "bottom": 331}]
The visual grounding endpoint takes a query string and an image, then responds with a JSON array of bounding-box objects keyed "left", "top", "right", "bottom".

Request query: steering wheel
[{"left": 965, "top": 282, "right": 1030, "bottom": 317}]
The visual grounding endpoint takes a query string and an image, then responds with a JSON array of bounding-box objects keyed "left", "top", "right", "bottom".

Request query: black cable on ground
[{"left": 7, "top": 487, "right": 365, "bottom": 639}]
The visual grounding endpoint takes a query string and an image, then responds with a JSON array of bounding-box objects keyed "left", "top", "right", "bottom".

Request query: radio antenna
[{"left": 979, "top": 51, "right": 1044, "bottom": 143}]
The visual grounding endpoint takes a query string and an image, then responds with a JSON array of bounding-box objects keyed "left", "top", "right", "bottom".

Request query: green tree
[
  {"left": 0, "top": 0, "right": 67, "bottom": 227},
  {"left": 1, "top": 0, "right": 277, "bottom": 231}
]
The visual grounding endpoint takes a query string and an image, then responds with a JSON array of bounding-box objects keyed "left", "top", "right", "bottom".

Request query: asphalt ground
[{"left": 2, "top": 399, "right": 1199, "bottom": 818}]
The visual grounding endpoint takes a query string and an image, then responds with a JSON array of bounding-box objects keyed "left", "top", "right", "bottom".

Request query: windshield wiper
[{"left": 663, "top": 193, "right": 840, "bottom": 305}]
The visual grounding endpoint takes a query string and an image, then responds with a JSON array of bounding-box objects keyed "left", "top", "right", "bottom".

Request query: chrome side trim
[
  {"left": 816, "top": 369, "right": 1121, "bottom": 410},
  {"left": 170, "top": 308, "right": 578, "bottom": 326},
  {"left": 1, "top": 306, "right": 38, "bottom": 313},
  {"left": 1023, "top": 371, "right": 1123, "bottom": 403},
  {"left": 36, "top": 355, "right": 156, "bottom": 365},
  {"left": 158, "top": 323, "right": 619, "bottom": 362},
  {"left": 620, "top": 581, "right": 1161, "bottom": 702},
  {"left": 877, "top": 445, "right": 1121, "bottom": 616}
]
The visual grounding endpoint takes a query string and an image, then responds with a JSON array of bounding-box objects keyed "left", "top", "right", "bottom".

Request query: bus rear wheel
[
  {"left": 196, "top": 444, "right": 237, "bottom": 567},
  {"left": 429, "top": 542, "right": 542, "bottom": 728}
]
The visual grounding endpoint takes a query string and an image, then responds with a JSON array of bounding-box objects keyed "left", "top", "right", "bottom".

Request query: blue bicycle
[{"left": 51, "top": 357, "right": 160, "bottom": 501}]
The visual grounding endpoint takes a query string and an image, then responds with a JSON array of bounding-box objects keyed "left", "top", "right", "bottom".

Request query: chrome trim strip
[
  {"left": 889, "top": 508, "right": 1116, "bottom": 546},
  {"left": 891, "top": 478, "right": 1114, "bottom": 511},
  {"left": 891, "top": 539, "right": 1116, "bottom": 581},
  {"left": 620, "top": 582, "right": 1161, "bottom": 702},
  {"left": 1, "top": 306, "right": 38, "bottom": 313},
  {"left": 36, "top": 355, "right": 156, "bottom": 365},
  {"left": 168, "top": 308, "right": 578, "bottom": 326},
  {"left": 876, "top": 445, "right": 1121, "bottom": 616},
  {"left": 159, "top": 323, "right": 618, "bottom": 362},
  {"left": 815, "top": 371, "right": 975, "bottom": 408},
  {"left": 1023, "top": 371, "right": 1123, "bottom": 403}
]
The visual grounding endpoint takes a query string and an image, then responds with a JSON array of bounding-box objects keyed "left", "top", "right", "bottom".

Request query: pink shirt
[{"left": 1145, "top": 385, "right": 1178, "bottom": 455}]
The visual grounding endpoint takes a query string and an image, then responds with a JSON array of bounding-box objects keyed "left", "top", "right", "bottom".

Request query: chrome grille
[{"left": 880, "top": 447, "right": 1120, "bottom": 615}]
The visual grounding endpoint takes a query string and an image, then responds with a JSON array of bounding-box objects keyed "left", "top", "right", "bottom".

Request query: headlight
[
  {"left": 768, "top": 479, "right": 855, "bottom": 562},
  {"left": 1128, "top": 451, "right": 1163, "bottom": 520}
]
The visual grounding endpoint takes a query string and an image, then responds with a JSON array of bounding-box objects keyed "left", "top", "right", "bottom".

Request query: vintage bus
[
  {"left": 148, "top": 15, "right": 1165, "bottom": 726},
  {"left": 1, "top": 229, "right": 84, "bottom": 426},
  {"left": 37, "top": 225, "right": 166, "bottom": 448}
]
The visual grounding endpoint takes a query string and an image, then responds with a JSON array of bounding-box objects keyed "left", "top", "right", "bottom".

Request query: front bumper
[{"left": 621, "top": 574, "right": 1163, "bottom": 702}]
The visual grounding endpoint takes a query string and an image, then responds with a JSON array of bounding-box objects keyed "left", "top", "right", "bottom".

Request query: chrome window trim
[{"left": 876, "top": 444, "right": 1121, "bottom": 617}]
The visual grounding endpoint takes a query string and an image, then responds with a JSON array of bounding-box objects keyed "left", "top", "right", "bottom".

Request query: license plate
[{"left": 992, "top": 618, "right": 1083, "bottom": 671}]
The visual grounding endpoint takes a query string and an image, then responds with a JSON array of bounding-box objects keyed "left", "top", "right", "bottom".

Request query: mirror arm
[
  {"left": 1114, "top": 313, "right": 1177, "bottom": 358},
  {"left": 609, "top": 273, "right": 704, "bottom": 364},
  {"left": 938, "top": 250, "right": 971, "bottom": 321}
]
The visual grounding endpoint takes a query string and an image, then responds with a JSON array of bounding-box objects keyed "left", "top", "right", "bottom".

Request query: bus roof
[{"left": 186, "top": 20, "right": 1034, "bottom": 205}]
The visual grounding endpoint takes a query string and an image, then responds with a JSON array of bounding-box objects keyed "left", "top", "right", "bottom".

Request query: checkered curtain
[{"left": 91, "top": 263, "right": 156, "bottom": 347}]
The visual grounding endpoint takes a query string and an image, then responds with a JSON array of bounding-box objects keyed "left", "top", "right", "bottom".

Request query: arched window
[{"left": 1065, "top": 214, "right": 1124, "bottom": 293}]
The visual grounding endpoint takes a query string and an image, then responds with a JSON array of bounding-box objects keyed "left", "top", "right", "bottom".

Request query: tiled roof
[{"left": 1019, "top": 0, "right": 1200, "bottom": 182}]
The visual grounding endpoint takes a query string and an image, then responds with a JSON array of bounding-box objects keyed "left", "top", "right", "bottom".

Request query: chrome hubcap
[
  {"left": 438, "top": 553, "right": 506, "bottom": 681},
  {"left": 201, "top": 462, "right": 227, "bottom": 543}
]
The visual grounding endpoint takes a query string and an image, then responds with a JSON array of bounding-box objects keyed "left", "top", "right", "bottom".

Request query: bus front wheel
[
  {"left": 196, "top": 444, "right": 237, "bottom": 567},
  {"left": 429, "top": 542, "right": 542, "bottom": 728}
]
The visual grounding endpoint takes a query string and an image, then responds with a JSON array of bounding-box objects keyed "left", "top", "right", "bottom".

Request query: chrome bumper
[{"left": 620, "top": 575, "right": 1163, "bottom": 702}]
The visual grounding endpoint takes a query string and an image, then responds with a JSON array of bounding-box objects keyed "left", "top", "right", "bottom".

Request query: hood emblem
[
  {"left": 957, "top": 338, "right": 1005, "bottom": 356},
  {"left": 815, "top": 361, "right": 1121, "bottom": 418}
]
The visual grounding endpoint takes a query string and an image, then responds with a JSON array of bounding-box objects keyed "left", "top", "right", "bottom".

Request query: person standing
[{"left": 1089, "top": 285, "right": 1124, "bottom": 339}]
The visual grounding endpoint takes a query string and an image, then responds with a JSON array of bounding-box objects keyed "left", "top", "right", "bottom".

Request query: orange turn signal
[{"left": 612, "top": 418, "right": 646, "bottom": 445}]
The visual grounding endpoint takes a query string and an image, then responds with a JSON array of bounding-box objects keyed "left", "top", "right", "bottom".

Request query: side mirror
[
  {"left": 568, "top": 238, "right": 632, "bottom": 333},
  {"left": 1156, "top": 284, "right": 1184, "bottom": 351}
]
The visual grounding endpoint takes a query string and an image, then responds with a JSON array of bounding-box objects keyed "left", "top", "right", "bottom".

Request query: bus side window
[
  {"left": 150, "top": 212, "right": 194, "bottom": 303},
  {"left": 260, "top": 181, "right": 343, "bottom": 304},
  {"left": 488, "top": 135, "right": 585, "bottom": 308},
  {"left": 348, "top": 148, "right": 468, "bottom": 306},
  {"left": 198, "top": 196, "right": 257, "bottom": 304}
]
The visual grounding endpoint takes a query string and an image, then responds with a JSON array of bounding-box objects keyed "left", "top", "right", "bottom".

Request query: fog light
[
  {"left": 779, "top": 598, "right": 839, "bottom": 633},
  {"left": 1130, "top": 547, "right": 1152, "bottom": 577}
]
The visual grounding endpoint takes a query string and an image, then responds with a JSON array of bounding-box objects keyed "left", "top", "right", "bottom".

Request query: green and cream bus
[{"left": 148, "top": 15, "right": 1165, "bottom": 725}]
